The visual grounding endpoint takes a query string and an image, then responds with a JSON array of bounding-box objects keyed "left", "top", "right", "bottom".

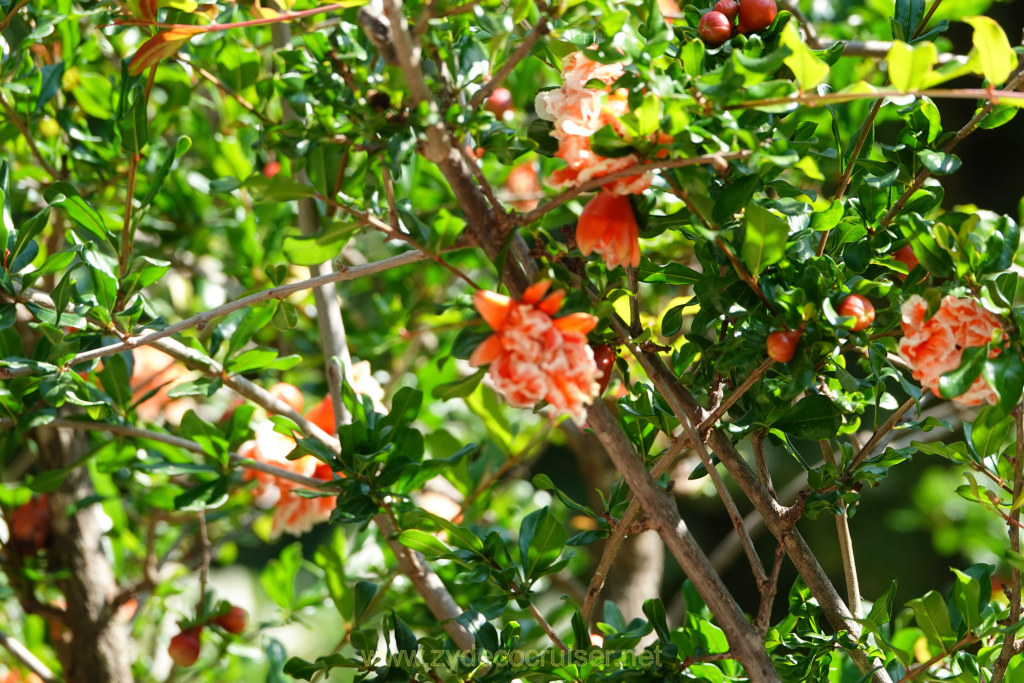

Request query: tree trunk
[{"left": 37, "top": 426, "right": 133, "bottom": 683}]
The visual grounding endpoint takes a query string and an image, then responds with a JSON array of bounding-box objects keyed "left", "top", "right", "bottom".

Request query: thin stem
[
  {"left": 0, "top": 416, "right": 327, "bottom": 489},
  {"left": 581, "top": 435, "right": 688, "bottom": 624},
  {"left": 528, "top": 602, "right": 569, "bottom": 653},
  {"left": 751, "top": 430, "right": 776, "bottom": 499},
  {"left": 115, "top": 4, "right": 344, "bottom": 32},
  {"left": 0, "top": 0, "right": 29, "bottom": 33},
  {"left": 197, "top": 510, "right": 211, "bottom": 613},
  {"left": 716, "top": 239, "right": 777, "bottom": 314},
  {"left": 2, "top": 251, "right": 428, "bottom": 379},
  {"left": 845, "top": 396, "right": 917, "bottom": 475},
  {"left": 895, "top": 633, "right": 979, "bottom": 683},
  {"left": 680, "top": 411, "right": 768, "bottom": 587},
  {"left": 0, "top": 627, "right": 57, "bottom": 683},
  {"left": 702, "top": 358, "right": 776, "bottom": 430},
  {"left": 756, "top": 544, "right": 786, "bottom": 633},
  {"left": 992, "top": 406, "right": 1024, "bottom": 683},
  {"left": 119, "top": 152, "right": 141, "bottom": 280},
  {"left": 179, "top": 54, "right": 275, "bottom": 125},
  {"left": 822, "top": 440, "right": 860, "bottom": 618},
  {"left": 0, "top": 91, "right": 59, "bottom": 178},
  {"left": 455, "top": 140, "right": 503, "bottom": 212},
  {"left": 728, "top": 86, "right": 1024, "bottom": 112},
  {"left": 469, "top": 18, "right": 549, "bottom": 109},
  {"left": 518, "top": 151, "right": 752, "bottom": 225}
]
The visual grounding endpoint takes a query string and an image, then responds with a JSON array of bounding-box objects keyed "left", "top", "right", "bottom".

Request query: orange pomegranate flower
[
  {"left": 469, "top": 282, "right": 600, "bottom": 424},
  {"left": 576, "top": 191, "right": 641, "bottom": 270},
  {"left": 535, "top": 52, "right": 653, "bottom": 196},
  {"left": 898, "top": 295, "right": 1005, "bottom": 406}
]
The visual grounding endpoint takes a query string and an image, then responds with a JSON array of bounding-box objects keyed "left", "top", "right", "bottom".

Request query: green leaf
[
  {"left": 779, "top": 22, "right": 829, "bottom": 89},
  {"left": 432, "top": 368, "right": 486, "bottom": 400},
  {"left": 773, "top": 395, "right": 842, "bottom": 440},
  {"left": 887, "top": 40, "right": 938, "bottom": 91},
  {"left": 907, "top": 590, "right": 956, "bottom": 649},
  {"left": 982, "top": 352, "right": 1024, "bottom": 416},
  {"left": 809, "top": 200, "right": 844, "bottom": 232},
  {"left": 44, "top": 182, "right": 115, "bottom": 251},
  {"left": 398, "top": 529, "right": 452, "bottom": 558},
  {"left": 282, "top": 223, "right": 359, "bottom": 266},
  {"left": 916, "top": 150, "right": 961, "bottom": 175},
  {"left": 937, "top": 344, "right": 988, "bottom": 400},
  {"left": 353, "top": 580, "right": 377, "bottom": 622},
  {"left": 226, "top": 347, "right": 279, "bottom": 374},
  {"left": 965, "top": 16, "right": 1018, "bottom": 86},
  {"left": 741, "top": 203, "right": 788, "bottom": 279},
  {"left": 518, "top": 507, "right": 567, "bottom": 582}
]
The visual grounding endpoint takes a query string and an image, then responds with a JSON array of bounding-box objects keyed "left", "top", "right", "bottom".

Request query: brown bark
[{"left": 37, "top": 426, "right": 132, "bottom": 683}]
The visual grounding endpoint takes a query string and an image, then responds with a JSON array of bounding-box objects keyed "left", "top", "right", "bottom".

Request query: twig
[
  {"left": 0, "top": 91, "right": 59, "bottom": 178},
  {"left": 895, "top": 633, "right": 979, "bottom": 683},
  {"left": 455, "top": 141, "right": 503, "bottom": 213},
  {"left": 581, "top": 435, "right": 688, "bottom": 624},
  {"left": 702, "top": 358, "right": 776, "bottom": 431},
  {"left": 822, "top": 440, "right": 860, "bottom": 618},
  {"left": 992, "top": 406, "right": 1024, "bottom": 683},
  {"left": 756, "top": 544, "right": 786, "bottom": 634},
  {"left": 751, "top": 430, "right": 776, "bottom": 499},
  {"left": 469, "top": 18, "right": 549, "bottom": 109},
  {"left": 2, "top": 251, "right": 428, "bottom": 378},
  {"left": 517, "top": 151, "right": 752, "bottom": 225},
  {"left": 681, "top": 411, "right": 768, "bottom": 586},
  {"left": 197, "top": 510, "right": 211, "bottom": 613},
  {"left": 178, "top": 53, "right": 275, "bottom": 125},
  {"left": 0, "top": 627, "right": 57, "bottom": 683},
  {"left": 528, "top": 602, "right": 569, "bottom": 653},
  {"left": 0, "top": 416, "right": 327, "bottom": 489},
  {"left": 0, "top": 0, "right": 29, "bottom": 33},
  {"left": 845, "top": 396, "right": 917, "bottom": 475},
  {"left": 715, "top": 238, "right": 777, "bottom": 314},
  {"left": 115, "top": 4, "right": 345, "bottom": 32}
]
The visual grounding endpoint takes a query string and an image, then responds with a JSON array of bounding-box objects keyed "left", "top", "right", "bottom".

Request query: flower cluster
[
  {"left": 469, "top": 281, "right": 600, "bottom": 424},
  {"left": 898, "top": 295, "right": 1005, "bottom": 406},
  {"left": 239, "top": 364, "right": 386, "bottom": 538},
  {"left": 535, "top": 51, "right": 651, "bottom": 196}
]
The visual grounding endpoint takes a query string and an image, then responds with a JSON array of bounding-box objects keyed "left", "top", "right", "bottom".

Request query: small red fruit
[
  {"left": 484, "top": 87, "right": 514, "bottom": 118},
  {"left": 713, "top": 0, "right": 739, "bottom": 23},
  {"left": 838, "top": 294, "right": 875, "bottom": 332},
  {"left": 592, "top": 345, "right": 616, "bottom": 395},
  {"left": 738, "top": 0, "right": 777, "bottom": 32},
  {"left": 893, "top": 244, "right": 919, "bottom": 279},
  {"left": 766, "top": 330, "right": 800, "bottom": 363},
  {"left": 9, "top": 495, "right": 51, "bottom": 555},
  {"left": 213, "top": 606, "right": 247, "bottom": 635},
  {"left": 262, "top": 161, "right": 281, "bottom": 178},
  {"left": 168, "top": 627, "right": 202, "bottom": 667},
  {"left": 698, "top": 10, "right": 733, "bottom": 46}
]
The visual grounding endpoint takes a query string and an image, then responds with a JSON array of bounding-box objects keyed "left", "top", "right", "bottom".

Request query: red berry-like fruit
[
  {"left": 766, "top": 330, "right": 800, "bottom": 363},
  {"left": 698, "top": 10, "right": 733, "bottom": 46},
  {"left": 262, "top": 161, "right": 281, "bottom": 178},
  {"left": 838, "top": 294, "right": 875, "bottom": 332},
  {"left": 9, "top": 495, "right": 51, "bottom": 555},
  {"left": 737, "top": 0, "right": 777, "bottom": 32},
  {"left": 713, "top": 0, "right": 739, "bottom": 23},
  {"left": 484, "top": 87, "right": 514, "bottom": 118},
  {"left": 592, "top": 345, "right": 616, "bottom": 395},
  {"left": 213, "top": 606, "right": 247, "bottom": 635},
  {"left": 168, "top": 628, "right": 202, "bottom": 667},
  {"left": 893, "top": 244, "right": 919, "bottom": 279}
]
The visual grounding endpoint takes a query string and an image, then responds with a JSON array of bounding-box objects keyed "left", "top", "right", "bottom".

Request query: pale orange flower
[
  {"left": 130, "top": 345, "right": 193, "bottom": 423},
  {"left": 576, "top": 191, "right": 641, "bottom": 270},
  {"left": 469, "top": 281, "right": 600, "bottom": 424},
  {"left": 240, "top": 366, "right": 386, "bottom": 538},
  {"left": 535, "top": 52, "right": 652, "bottom": 196},
  {"left": 898, "top": 295, "right": 1005, "bottom": 406}
]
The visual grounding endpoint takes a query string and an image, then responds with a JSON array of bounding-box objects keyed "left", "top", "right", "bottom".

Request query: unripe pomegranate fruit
[
  {"left": 484, "top": 87, "right": 514, "bottom": 118},
  {"left": 737, "top": 0, "right": 777, "bottom": 32},
  {"left": 698, "top": 11, "right": 733, "bottom": 46},
  {"left": 838, "top": 294, "right": 875, "bottom": 332},
  {"left": 713, "top": 0, "right": 739, "bottom": 23},
  {"left": 213, "top": 606, "right": 247, "bottom": 635},
  {"left": 168, "top": 627, "right": 202, "bottom": 667},
  {"left": 766, "top": 330, "right": 800, "bottom": 363},
  {"left": 592, "top": 345, "right": 616, "bottom": 395},
  {"left": 893, "top": 244, "right": 919, "bottom": 278}
]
